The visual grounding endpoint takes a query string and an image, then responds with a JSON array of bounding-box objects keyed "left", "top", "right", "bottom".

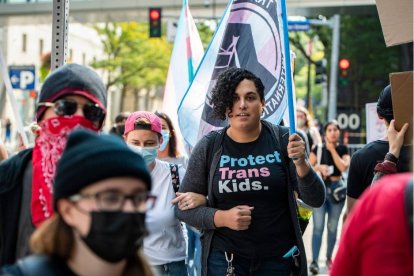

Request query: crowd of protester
[{"left": 0, "top": 64, "right": 411, "bottom": 276}]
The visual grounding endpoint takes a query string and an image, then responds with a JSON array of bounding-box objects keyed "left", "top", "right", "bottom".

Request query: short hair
[
  {"left": 132, "top": 118, "right": 162, "bottom": 139},
  {"left": 377, "top": 85, "right": 393, "bottom": 123},
  {"left": 210, "top": 67, "right": 265, "bottom": 120}
]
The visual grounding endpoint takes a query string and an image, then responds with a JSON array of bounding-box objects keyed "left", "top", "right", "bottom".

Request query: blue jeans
[
  {"left": 207, "top": 249, "right": 292, "bottom": 276},
  {"left": 186, "top": 225, "right": 201, "bottom": 276},
  {"left": 311, "top": 182, "right": 345, "bottom": 261},
  {"left": 153, "top": 260, "right": 187, "bottom": 276}
]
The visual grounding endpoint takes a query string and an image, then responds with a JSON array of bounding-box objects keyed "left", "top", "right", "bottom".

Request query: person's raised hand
[
  {"left": 388, "top": 120, "right": 409, "bottom": 158},
  {"left": 288, "top": 133, "right": 306, "bottom": 164}
]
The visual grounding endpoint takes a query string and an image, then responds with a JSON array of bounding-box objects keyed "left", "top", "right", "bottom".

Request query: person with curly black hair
[{"left": 175, "top": 67, "right": 325, "bottom": 276}]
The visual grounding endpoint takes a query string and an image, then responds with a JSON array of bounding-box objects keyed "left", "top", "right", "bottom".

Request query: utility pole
[
  {"left": 51, "top": 0, "right": 69, "bottom": 71},
  {"left": 309, "top": 14, "right": 340, "bottom": 121},
  {"left": 328, "top": 15, "right": 340, "bottom": 120}
]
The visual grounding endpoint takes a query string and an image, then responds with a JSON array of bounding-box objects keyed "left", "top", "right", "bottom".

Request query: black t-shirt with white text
[{"left": 211, "top": 128, "right": 295, "bottom": 258}]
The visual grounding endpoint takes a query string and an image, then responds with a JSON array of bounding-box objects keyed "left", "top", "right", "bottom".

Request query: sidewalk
[{"left": 302, "top": 209, "right": 345, "bottom": 276}]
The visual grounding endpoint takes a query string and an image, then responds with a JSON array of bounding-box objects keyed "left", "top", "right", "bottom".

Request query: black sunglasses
[{"left": 38, "top": 99, "right": 105, "bottom": 122}]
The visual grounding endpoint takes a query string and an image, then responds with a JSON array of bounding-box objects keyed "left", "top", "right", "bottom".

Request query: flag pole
[
  {"left": 280, "top": 0, "right": 296, "bottom": 134},
  {"left": 0, "top": 47, "right": 29, "bottom": 147}
]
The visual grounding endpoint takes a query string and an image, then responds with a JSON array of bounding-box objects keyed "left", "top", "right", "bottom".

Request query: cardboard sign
[
  {"left": 390, "top": 71, "right": 413, "bottom": 145},
  {"left": 376, "top": 0, "right": 413, "bottom": 47}
]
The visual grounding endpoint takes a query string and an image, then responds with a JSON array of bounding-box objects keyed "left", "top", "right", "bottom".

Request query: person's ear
[{"left": 57, "top": 199, "right": 78, "bottom": 227}]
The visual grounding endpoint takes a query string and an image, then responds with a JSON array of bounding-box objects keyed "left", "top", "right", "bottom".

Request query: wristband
[{"left": 384, "top": 152, "right": 398, "bottom": 163}]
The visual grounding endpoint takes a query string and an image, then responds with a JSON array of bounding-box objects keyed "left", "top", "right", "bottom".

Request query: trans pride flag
[
  {"left": 162, "top": 0, "right": 204, "bottom": 146},
  {"left": 177, "top": 0, "right": 295, "bottom": 148}
]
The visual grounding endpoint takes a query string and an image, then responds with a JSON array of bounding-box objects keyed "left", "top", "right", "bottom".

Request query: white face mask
[
  {"left": 297, "top": 118, "right": 306, "bottom": 128},
  {"left": 159, "top": 130, "right": 170, "bottom": 151},
  {"left": 128, "top": 144, "right": 158, "bottom": 165}
]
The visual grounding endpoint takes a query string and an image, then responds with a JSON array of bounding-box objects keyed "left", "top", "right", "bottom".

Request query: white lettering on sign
[
  {"left": 337, "top": 113, "right": 360, "bottom": 130},
  {"left": 20, "top": 71, "right": 34, "bottom": 89}
]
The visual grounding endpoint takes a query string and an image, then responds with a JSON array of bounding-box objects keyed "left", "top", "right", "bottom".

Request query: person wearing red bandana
[{"left": 0, "top": 63, "right": 107, "bottom": 266}]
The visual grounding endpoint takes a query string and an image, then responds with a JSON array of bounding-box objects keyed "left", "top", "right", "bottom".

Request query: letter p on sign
[{"left": 20, "top": 71, "right": 34, "bottom": 89}]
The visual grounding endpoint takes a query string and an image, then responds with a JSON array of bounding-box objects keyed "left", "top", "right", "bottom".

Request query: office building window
[
  {"left": 22, "top": 33, "right": 27, "bottom": 53},
  {"left": 39, "top": 39, "right": 44, "bottom": 56}
]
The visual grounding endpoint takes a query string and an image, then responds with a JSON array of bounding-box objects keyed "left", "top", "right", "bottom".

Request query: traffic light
[
  {"left": 314, "top": 59, "right": 327, "bottom": 84},
  {"left": 338, "top": 58, "right": 350, "bottom": 87},
  {"left": 29, "top": 90, "right": 38, "bottom": 98},
  {"left": 149, "top": 7, "right": 162, "bottom": 38}
]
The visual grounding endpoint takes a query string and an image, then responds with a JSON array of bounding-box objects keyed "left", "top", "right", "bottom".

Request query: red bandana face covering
[{"left": 31, "top": 115, "right": 100, "bottom": 227}]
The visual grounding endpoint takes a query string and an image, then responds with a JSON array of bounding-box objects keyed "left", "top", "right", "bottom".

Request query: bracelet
[{"left": 384, "top": 152, "right": 398, "bottom": 163}]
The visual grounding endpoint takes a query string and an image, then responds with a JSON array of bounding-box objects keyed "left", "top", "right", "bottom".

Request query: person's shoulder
[
  {"left": 155, "top": 159, "right": 171, "bottom": 170},
  {"left": 2, "top": 254, "right": 67, "bottom": 276},
  {"left": 203, "top": 128, "right": 225, "bottom": 141},
  {"left": 0, "top": 148, "right": 33, "bottom": 189},
  {"left": 261, "top": 121, "right": 289, "bottom": 137},
  {"left": 359, "top": 173, "right": 410, "bottom": 213},
  {"left": 192, "top": 128, "right": 226, "bottom": 154},
  {"left": 338, "top": 144, "right": 349, "bottom": 153},
  {"left": 352, "top": 140, "right": 387, "bottom": 157},
  {"left": 308, "top": 126, "right": 320, "bottom": 135}
]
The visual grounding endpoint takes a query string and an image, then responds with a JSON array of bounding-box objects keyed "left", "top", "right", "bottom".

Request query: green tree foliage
[
  {"left": 196, "top": 20, "right": 215, "bottom": 49},
  {"left": 289, "top": 32, "right": 325, "bottom": 102},
  {"left": 290, "top": 14, "right": 401, "bottom": 124},
  {"left": 91, "top": 22, "right": 172, "bottom": 108},
  {"left": 316, "top": 15, "right": 400, "bottom": 103}
]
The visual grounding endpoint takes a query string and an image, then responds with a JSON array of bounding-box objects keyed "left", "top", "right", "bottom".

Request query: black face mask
[{"left": 81, "top": 211, "right": 147, "bottom": 263}]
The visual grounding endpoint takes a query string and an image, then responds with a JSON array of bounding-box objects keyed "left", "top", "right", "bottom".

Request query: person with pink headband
[{"left": 123, "top": 111, "right": 205, "bottom": 276}]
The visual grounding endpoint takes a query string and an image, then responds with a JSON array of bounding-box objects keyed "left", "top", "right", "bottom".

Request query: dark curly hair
[
  {"left": 210, "top": 67, "right": 265, "bottom": 120},
  {"left": 155, "top": 111, "right": 179, "bottom": 158}
]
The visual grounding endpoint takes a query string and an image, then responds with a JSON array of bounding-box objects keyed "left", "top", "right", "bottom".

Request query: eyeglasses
[
  {"left": 38, "top": 99, "right": 105, "bottom": 122},
  {"left": 69, "top": 190, "right": 157, "bottom": 212}
]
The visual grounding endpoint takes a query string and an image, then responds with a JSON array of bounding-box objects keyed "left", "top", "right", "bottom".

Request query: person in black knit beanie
[{"left": 1, "top": 129, "right": 156, "bottom": 276}]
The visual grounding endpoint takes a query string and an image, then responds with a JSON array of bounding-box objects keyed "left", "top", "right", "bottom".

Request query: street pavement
[{"left": 302, "top": 208, "right": 346, "bottom": 276}]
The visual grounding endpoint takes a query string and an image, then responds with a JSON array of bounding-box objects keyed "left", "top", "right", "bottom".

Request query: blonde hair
[
  {"left": 30, "top": 214, "right": 154, "bottom": 276},
  {"left": 296, "top": 106, "right": 314, "bottom": 128}
]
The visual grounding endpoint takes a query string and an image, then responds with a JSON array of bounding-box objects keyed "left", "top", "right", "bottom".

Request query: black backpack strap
[
  {"left": 169, "top": 163, "right": 180, "bottom": 193},
  {"left": 405, "top": 178, "right": 413, "bottom": 244},
  {"left": 206, "top": 128, "right": 227, "bottom": 168}
]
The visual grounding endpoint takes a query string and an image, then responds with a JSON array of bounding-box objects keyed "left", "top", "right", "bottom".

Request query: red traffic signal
[
  {"left": 149, "top": 8, "right": 162, "bottom": 38},
  {"left": 149, "top": 9, "right": 160, "bottom": 20},
  {"left": 29, "top": 90, "right": 37, "bottom": 98},
  {"left": 339, "top": 58, "right": 350, "bottom": 70}
]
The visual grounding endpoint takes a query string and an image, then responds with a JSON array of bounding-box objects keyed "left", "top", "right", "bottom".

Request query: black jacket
[
  {"left": 1, "top": 254, "right": 75, "bottom": 276},
  {"left": 0, "top": 149, "right": 33, "bottom": 265}
]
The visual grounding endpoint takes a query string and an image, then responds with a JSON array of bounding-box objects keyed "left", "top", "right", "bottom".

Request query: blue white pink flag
[
  {"left": 177, "top": 0, "right": 293, "bottom": 148},
  {"left": 162, "top": 0, "right": 204, "bottom": 148}
]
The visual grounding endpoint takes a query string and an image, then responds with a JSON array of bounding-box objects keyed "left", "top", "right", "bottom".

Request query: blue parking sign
[{"left": 9, "top": 65, "right": 36, "bottom": 90}]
